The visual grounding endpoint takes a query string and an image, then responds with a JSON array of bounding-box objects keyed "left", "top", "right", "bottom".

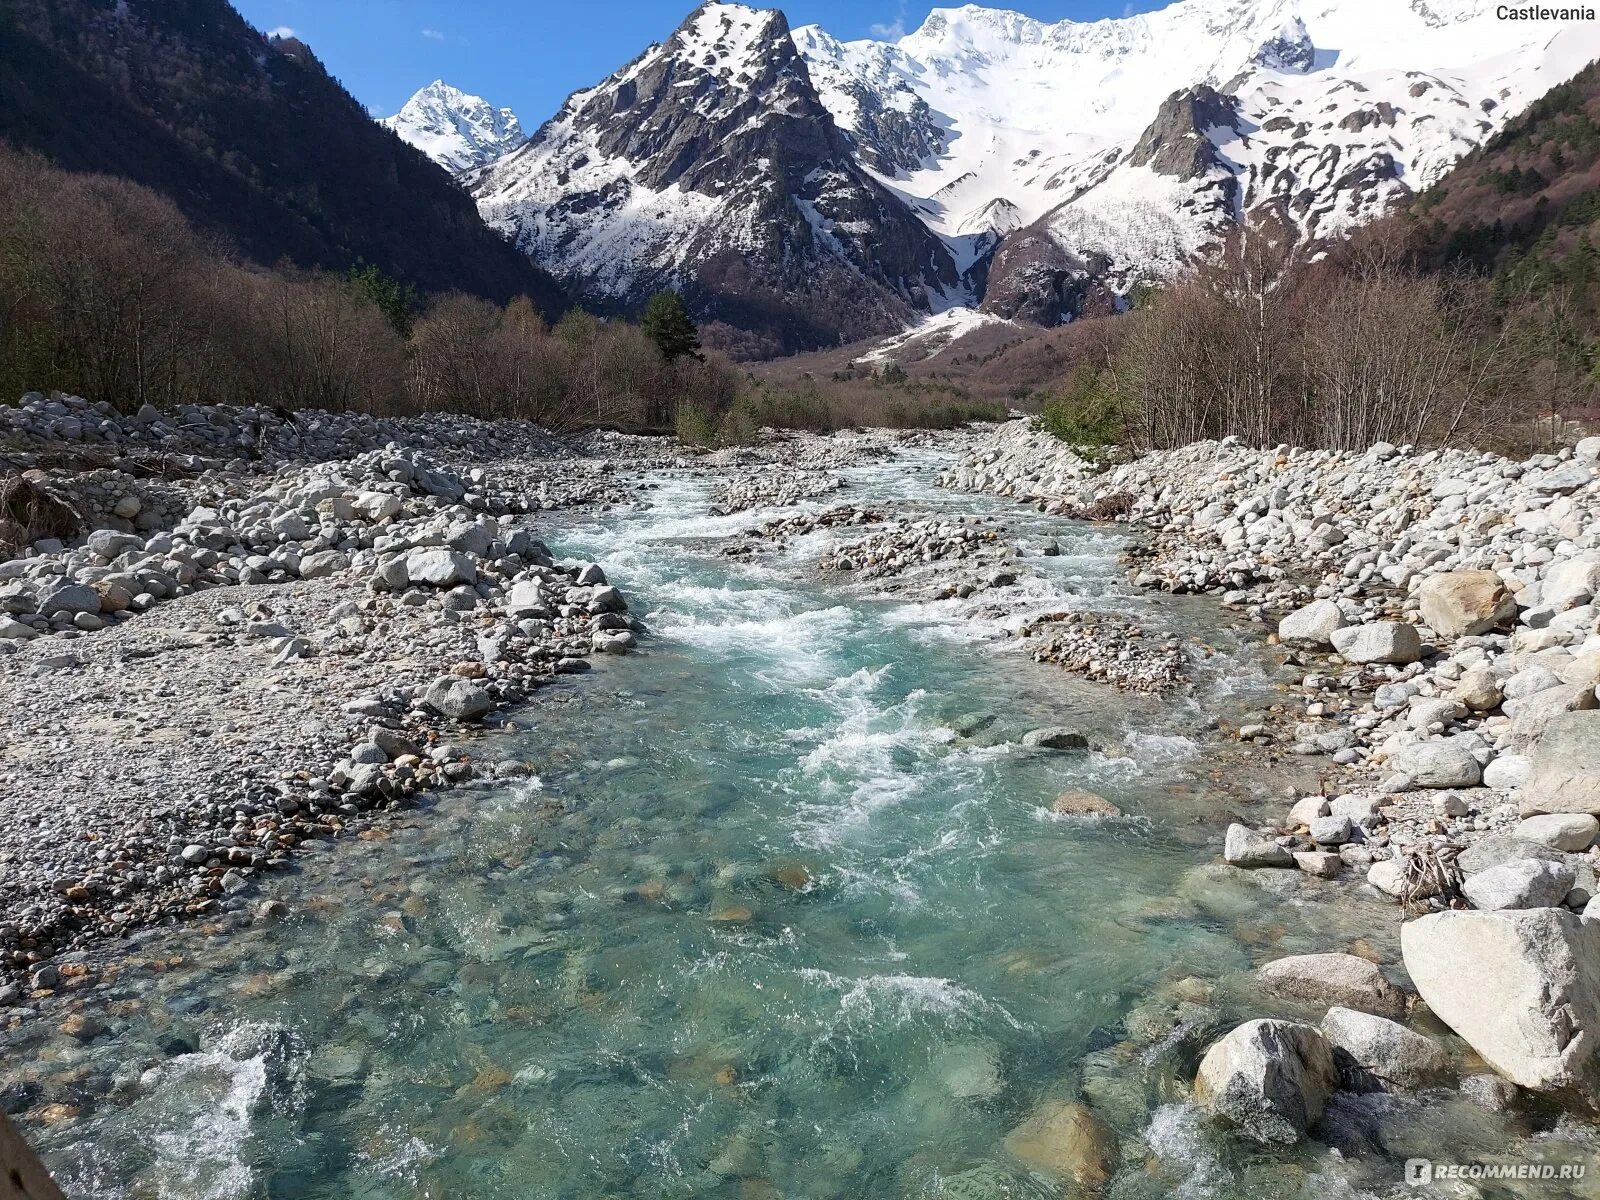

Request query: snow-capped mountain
[
  {"left": 800, "top": 0, "right": 1598, "bottom": 322},
  {"left": 381, "top": 81, "right": 525, "bottom": 173},
  {"left": 468, "top": 0, "right": 1599, "bottom": 348},
  {"left": 471, "top": 4, "right": 957, "bottom": 355}
]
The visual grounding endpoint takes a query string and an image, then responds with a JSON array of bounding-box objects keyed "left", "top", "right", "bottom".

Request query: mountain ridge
[
  {"left": 471, "top": 3, "right": 960, "bottom": 357},
  {"left": 418, "top": 0, "right": 1599, "bottom": 351}
]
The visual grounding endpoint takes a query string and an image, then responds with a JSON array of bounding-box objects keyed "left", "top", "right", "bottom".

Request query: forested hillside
[
  {"left": 1402, "top": 59, "right": 1600, "bottom": 389},
  {"left": 0, "top": 0, "right": 563, "bottom": 312}
]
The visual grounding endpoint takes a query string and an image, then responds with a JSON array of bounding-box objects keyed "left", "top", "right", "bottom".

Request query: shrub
[{"left": 1033, "top": 369, "right": 1124, "bottom": 450}]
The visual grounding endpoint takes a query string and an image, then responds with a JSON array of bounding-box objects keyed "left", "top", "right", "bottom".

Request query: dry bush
[
  {"left": 1300, "top": 255, "right": 1526, "bottom": 448},
  {"left": 0, "top": 145, "right": 741, "bottom": 433},
  {"left": 249, "top": 268, "right": 409, "bottom": 415},
  {"left": 0, "top": 473, "right": 81, "bottom": 558},
  {"left": 1108, "top": 226, "right": 1532, "bottom": 451}
]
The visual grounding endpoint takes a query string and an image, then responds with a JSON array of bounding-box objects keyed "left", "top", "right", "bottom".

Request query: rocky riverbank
[
  {"left": 943, "top": 419, "right": 1600, "bottom": 1139},
  {"left": 13, "top": 392, "right": 1600, "bottom": 1178},
  {"left": 0, "top": 399, "right": 676, "bottom": 998},
  {"left": 0, "top": 395, "right": 974, "bottom": 1003}
]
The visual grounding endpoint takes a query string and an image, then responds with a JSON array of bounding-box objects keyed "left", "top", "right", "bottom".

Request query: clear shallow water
[{"left": 6, "top": 453, "right": 1549, "bottom": 1198}]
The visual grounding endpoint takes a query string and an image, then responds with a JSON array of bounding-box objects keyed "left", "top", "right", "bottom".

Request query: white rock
[
  {"left": 1193, "top": 1019, "right": 1338, "bottom": 1144},
  {"left": 1514, "top": 814, "right": 1600, "bottom": 853},
  {"left": 1388, "top": 740, "right": 1482, "bottom": 788},
  {"left": 405, "top": 548, "right": 477, "bottom": 587},
  {"left": 1518, "top": 710, "right": 1600, "bottom": 815},
  {"left": 1401, "top": 908, "right": 1600, "bottom": 1093},
  {"left": 1309, "top": 815, "right": 1354, "bottom": 845},
  {"left": 1256, "top": 952, "right": 1405, "bottom": 1016},
  {"left": 1331, "top": 622, "right": 1422, "bottom": 665},
  {"left": 1288, "top": 797, "right": 1330, "bottom": 825},
  {"left": 1545, "top": 557, "right": 1600, "bottom": 611},
  {"left": 1483, "top": 754, "right": 1532, "bottom": 790},
  {"left": 1321, "top": 1006, "right": 1451, "bottom": 1092},
  {"left": 1224, "top": 824, "right": 1292, "bottom": 868},
  {"left": 1460, "top": 858, "right": 1576, "bottom": 911},
  {"left": 1278, "top": 600, "right": 1346, "bottom": 648}
]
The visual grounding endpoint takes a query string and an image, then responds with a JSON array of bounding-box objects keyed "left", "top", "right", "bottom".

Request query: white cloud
[
  {"left": 267, "top": 24, "right": 295, "bottom": 38},
  {"left": 870, "top": 0, "right": 907, "bottom": 39},
  {"left": 421, "top": 28, "right": 445, "bottom": 40},
  {"left": 1122, "top": 2, "right": 1135, "bottom": 14}
]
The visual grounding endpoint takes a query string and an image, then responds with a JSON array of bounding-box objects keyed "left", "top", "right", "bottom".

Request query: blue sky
[{"left": 232, "top": 0, "right": 1167, "bottom": 124}]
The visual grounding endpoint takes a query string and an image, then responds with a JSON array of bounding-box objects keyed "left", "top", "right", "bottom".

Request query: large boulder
[
  {"left": 1514, "top": 814, "right": 1599, "bottom": 854},
  {"left": 1388, "top": 740, "right": 1482, "bottom": 788},
  {"left": 37, "top": 583, "right": 101, "bottom": 617},
  {"left": 1417, "top": 570, "right": 1517, "bottom": 638},
  {"left": 1545, "top": 557, "right": 1600, "bottom": 611},
  {"left": 1401, "top": 908, "right": 1600, "bottom": 1094},
  {"left": 421, "top": 677, "right": 493, "bottom": 721},
  {"left": 1320, "top": 1006, "right": 1451, "bottom": 1092},
  {"left": 1002, "top": 1100, "right": 1118, "bottom": 1188},
  {"left": 404, "top": 548, "right": 476, "bottom": 588},
  {"left": 1460, "top": 858, "right": 1575, "bottom": 911},
  {"left": 1278, "top": 600, "right": 1346, "bottom": 648},
  {"left": 1331, "top": 622, "right": 1422, "bottom": 665},
  {"left": 1224, "top": 824, "right": 1292, "bottom": 868},
  {"left": 1193, "top": 1019, "right": 1339, "bottom": 1144},
  {"left": 1518, "top": 711, "right": 1600, "bottom": 815},
  {"left": 1255, "top": 952, "right": 1405, "bottom": 1017},
  {"left": 1508, "top": 684, "right": 1598, "bottom": 751}
]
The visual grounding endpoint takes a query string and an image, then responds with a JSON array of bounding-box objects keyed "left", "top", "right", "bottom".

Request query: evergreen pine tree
[
  {"left": 642, "top": 291, "right": 703, "bottom": 362},
  {"left": 347, "top": 261, "right": 418, "bottom": 337}
]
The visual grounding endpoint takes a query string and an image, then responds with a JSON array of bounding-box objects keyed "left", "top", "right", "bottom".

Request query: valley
[{"left": 4, "top": 0, "right": 1600, "bottom": 1194}]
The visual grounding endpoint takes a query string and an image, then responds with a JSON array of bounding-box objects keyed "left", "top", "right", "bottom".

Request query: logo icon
[{"left": 1406, "top": 1159, "right": 1433, "bottom": 1186}]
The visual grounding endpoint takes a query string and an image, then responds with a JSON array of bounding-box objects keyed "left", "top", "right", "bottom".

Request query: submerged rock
[
  {"left": 1002, "top": 1099, "right": 1118, "bottom": 1188},
  {"left": 1051, "top": 789, "right": 1121, "bottom": 817},
  {"left": 1021, "top": 727, "right": 1089, "bottom": 751}
]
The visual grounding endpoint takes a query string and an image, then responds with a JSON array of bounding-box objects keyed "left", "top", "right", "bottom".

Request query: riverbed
[{"left": 1, "top": 448, "right": 1531, "bottom": 1198}]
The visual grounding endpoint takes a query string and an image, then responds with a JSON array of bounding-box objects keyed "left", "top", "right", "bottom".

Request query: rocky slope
[
  {"left": 471, "top": 4, "right": 958, "bottom": 355},
  {"left": 380, "top": 81, "right": 526, "bottom": 173},
  {"left": 0, "top": 393, "right": 670, "bottom": 980}
]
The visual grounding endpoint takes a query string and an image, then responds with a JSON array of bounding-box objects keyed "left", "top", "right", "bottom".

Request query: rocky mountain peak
[
  {"left": 471, "top": 0, "right": 958, "bottom": 355},
  {"left": 381, "top": 80, "right": 524, "bottom": 173},
  {"left": 457, "top": 0, "right": 1598, "bottom": 351},
  {"left": 1127, "top": 85, "right": 1244, "bottom": 181}
]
